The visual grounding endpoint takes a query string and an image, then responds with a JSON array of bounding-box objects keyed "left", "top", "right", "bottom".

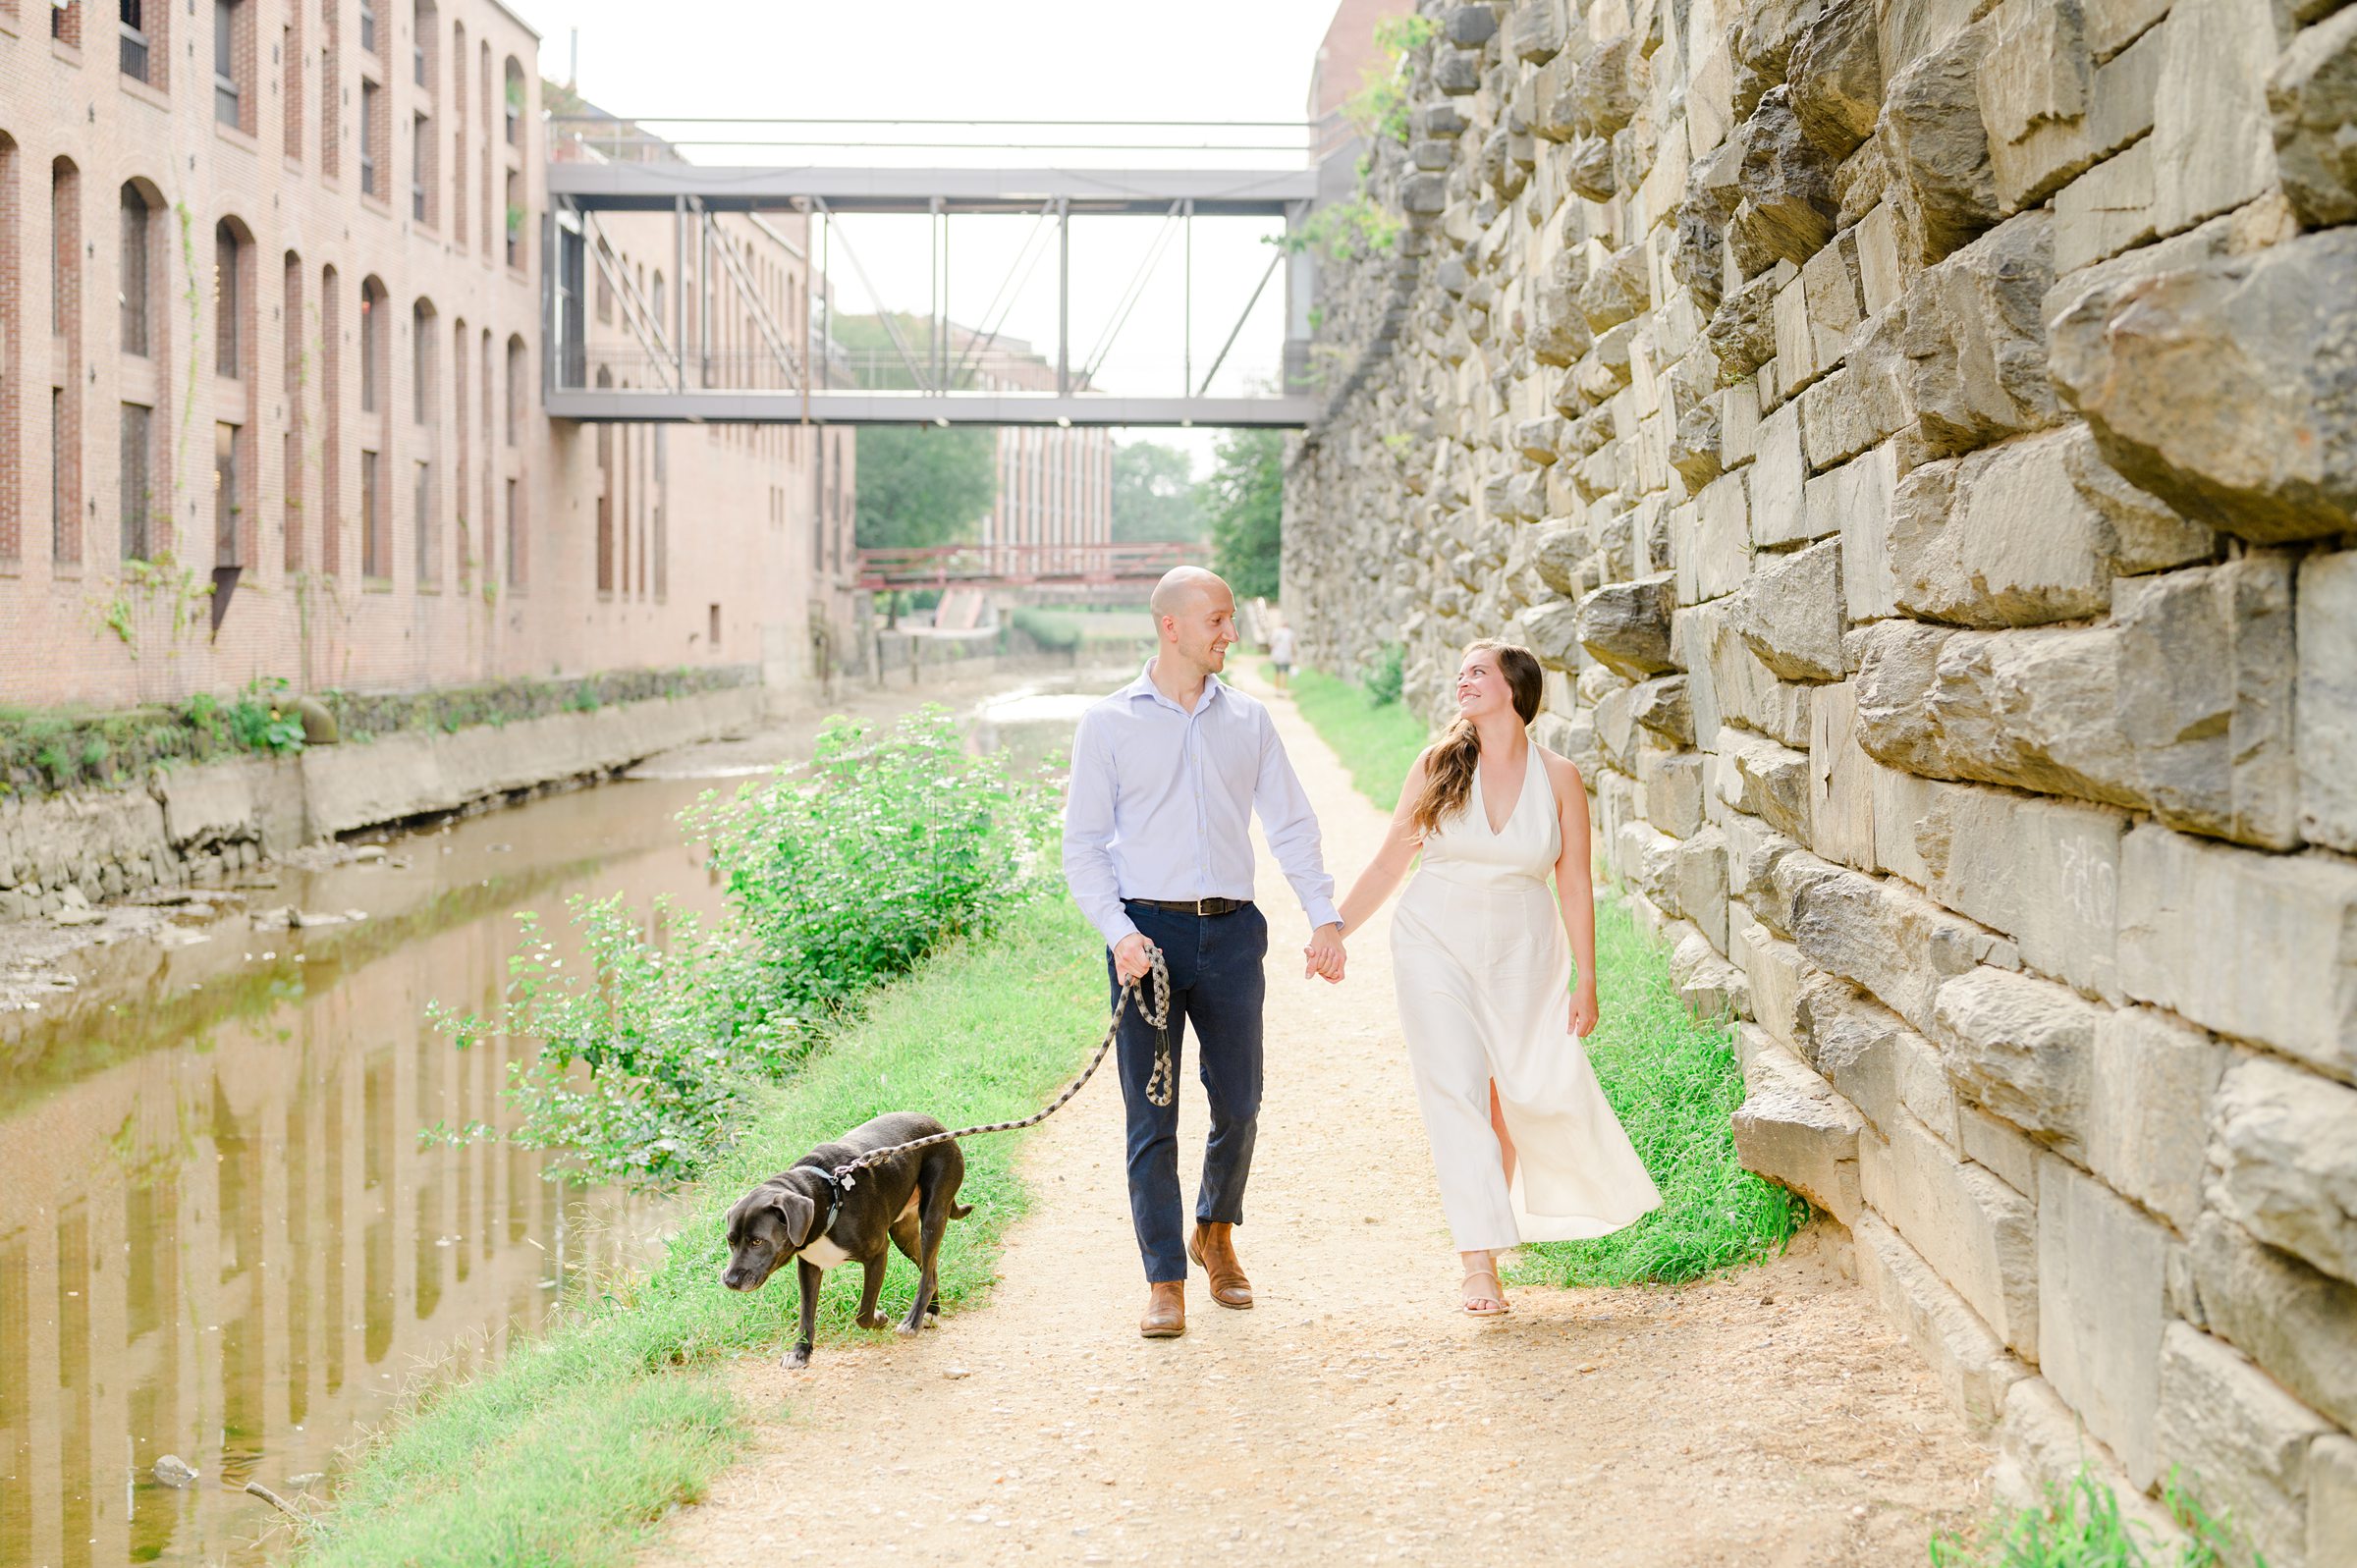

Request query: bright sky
[{"left": 516, "top": 0, "right": 1352, "bottom": 474}]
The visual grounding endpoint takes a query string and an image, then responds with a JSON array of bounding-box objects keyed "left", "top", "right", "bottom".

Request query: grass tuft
[
  {"left": 299, "top": 894, "right": 1108, "bottom": 1567},
  {"left": 1929, "top": 1466, "right": 2261, "bottom": 1567},
  {"left": 1282, "top": 663, "right": 1805, "bottom": 1287}
]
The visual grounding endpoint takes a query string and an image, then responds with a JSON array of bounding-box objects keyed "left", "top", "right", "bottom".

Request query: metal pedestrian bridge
[{"left": 541, "top": 121, "right": 1321, "bottom": 428}]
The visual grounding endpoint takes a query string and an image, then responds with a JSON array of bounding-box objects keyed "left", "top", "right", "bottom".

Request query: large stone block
[
  {"left": 2150, "top": 0, "right": 2293, "bottom": 234},
  {"left": 2193, "top": 1214, "right": 2357, "bottom": 1434},
  {"left": 2314, "top": 1434, "right": 2357, "bottom": 1568},
  {"left": 2155, "top": 1323, "right": 2333, "bottom": 1568},
  {"left": 1732, "top": 86, "right": 1843, "bottom": 267},
  {"left": 2048, "top": 225, "right": 2357, "bottom": 542},
  {"left": 1932, "top": 967, "right": 2099, "bottom": 1150},
  {"left": 2212, "top": 1055, "right": 2357, "bottom": 1288},
  {"left": 1976, "top": 0, "right": 2095, "bottom": 210},
  {"left": 1807, "top": 680, "right": 1880, "bottom": 871},
  {"left": 1522, "top": 595, "right": 1586, "bottom": 673},
  {"left": 1852, "top": 210, "right": 2061, "bottom": 461},
  {"left": 1680, "top": 603, "right": 1817, "bottom": 750},
  {"left": 2086, "top": 1006, "right": 2226, "bottom": 1230},
  {"left": 1865, "top": 1107, "right": 2042, "bottom": 1356},
  {"left": 2117, "top": 824, "right": 2357, "bottom": 1084},
  {"left": 1788, "top": 0, "right": 1886, "bottom": 157},
  {"left": 1576, "top": 573, "right": 1679, "bottom": 680},
  {"left": 1851, "top": 559, "right": 2299, "bottom": 849},
  {"left": 1796, "top": 973, "right": 1914, "bottom": 1132},
  {"left": 1680, "top": 470, "right": 1753, "bottom": 604},
  {"left": 1995, "top": 1377, "right": 2190, "bottom": 1545},
  {"left": 1781, "top": 852, "right": 2011, "bottom": 1034},
  {"left": 155, "top": 759, "right": 266, "bottom": 850},
  {"left": 1719, "top": 727, "right": 1815, "bottom": 841},
  {"left": 1733, "top": 1041, "right": 1867, "bottom": 1220},
  {"left": 2040, "top": 1155, "right": 2171, "bottom": 1487},
  {"left": 1913, "top": 780, "right": 2127, "bottom": 999},
  {"left": 2271, "top": 5, "right": 2357, "bottom": 228},
  {"left": 1731, "top": 538, "right": 1846, "bottom": 682},
  {"left": 1854, "top": 1206, "right": 2022, "bottom": 1429},
  {"left": 2296, "top": 551, "right": 2357, "bottom": 854},
  {"left": 1879, "top": 16, "right": 2001, "bottom": 264},
  {"left": 1747, "top": 399, "right": 1812, "bottom": 548},
  {"left": 1888, "top": 427, "right": 2206, "bottom": 628},
  {"left": 1833, "top": 446, "right": 1903, "bottom": 622}
]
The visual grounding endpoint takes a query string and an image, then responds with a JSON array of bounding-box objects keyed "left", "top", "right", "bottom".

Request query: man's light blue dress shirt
[{"left": 1062, "top": 661, "right": 1343, "bottom": 949}]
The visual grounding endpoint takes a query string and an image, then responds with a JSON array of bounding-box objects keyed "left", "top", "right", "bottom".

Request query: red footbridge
[{"left": 853, "top": 541, "right": 1202, "bottom": 592}]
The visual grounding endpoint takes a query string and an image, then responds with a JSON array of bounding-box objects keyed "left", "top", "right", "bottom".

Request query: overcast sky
[{"left": 520, "top": 0, "right": 1354, "bottom": 472}]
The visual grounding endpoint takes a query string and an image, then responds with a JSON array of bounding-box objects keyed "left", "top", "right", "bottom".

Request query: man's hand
[
  {"left": 1113, "top": 933, "right": 1155, "bottom": 985},
  {"left": 1303, "top": 923, "right": 1346, "bottom": 984}
]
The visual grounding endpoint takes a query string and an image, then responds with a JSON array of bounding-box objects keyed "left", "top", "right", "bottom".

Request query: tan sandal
[{"left": 1460, "top": 1266, "right": 1510, "bottom": 1317}]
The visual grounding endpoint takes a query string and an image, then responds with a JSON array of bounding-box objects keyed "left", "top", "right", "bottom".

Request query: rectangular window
[
  {"left": 120, "top": 0, "right": 150, "bottom": 81},
  {"left": 53, "top": 2, "right": 76, "bottom": 43},
  {"left": 120, "top": 191, "right": 149, "bottom": 355},
  {"left": 360, "top": 449, "right": 382, "bottom": 577},
  {"left": 214, "top": 231, "right": 239, "bottom": 377},
  {"left": 505, "top": 476, "right": 521, "bottom": 587},
  {"left": 505, "top": 341, "right": 521, "bottom": 445},
  {"left": 214, "top": 1, "right": 240, "bottom": 127},
  {"left": 357, "top": 0, "right": 375, "bottom": 55},
  {"left": 214, "top": 422, "right": 242, "bottom": 569},
  {"left": 411, "top": 114, "right": 429, "bottom": 222},
  {"left": 412, "top": 460, "right": 432, "bottom": 582},
  {"left": 120, "top": 403, "right": 152, "bottom": 561},
  {"left": 359, "top": 294, "right": 378, "bottom": 413},
  {"left": 504, "top": 171, "right": 521, "bottom": 269},
  {"left": 320, "top": 43, "right": 338, "bottom": 177},
  {"left": 52, "top": 392, "right": 70, "bottom": 561},
  {"left": 504, "top": 70, "right": 520, "bottom": 146},
  {"left": 359, "top": 81, "right": 380, "bottom": 196}
]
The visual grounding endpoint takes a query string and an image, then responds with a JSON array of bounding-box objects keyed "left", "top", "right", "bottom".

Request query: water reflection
[{"left": 0, "top": 669, "right": 1119, "bottom": 1566}]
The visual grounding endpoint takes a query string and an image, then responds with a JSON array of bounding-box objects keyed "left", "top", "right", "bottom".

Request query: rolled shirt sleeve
[
  {"left": 1252, "top": 706, "right": 1343, "bottom": 932},
  {"left": 1061, "top": 708, "right": 1140, "bottom": 950}
]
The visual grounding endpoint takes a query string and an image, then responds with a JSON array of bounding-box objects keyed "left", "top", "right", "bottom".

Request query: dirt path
[{"left": 646, "top": 679, "right": 1991, "bottom": 1566}]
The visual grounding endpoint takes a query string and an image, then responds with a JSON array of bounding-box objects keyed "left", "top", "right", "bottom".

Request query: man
[
  {"left": 1064, "top": 567, "right": 1346, "bottom": 1338},
  {"left": 1269, "top": 621, "right": 1296, "bottom": 693}
]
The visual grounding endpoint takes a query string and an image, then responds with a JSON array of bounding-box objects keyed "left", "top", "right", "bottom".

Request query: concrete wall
[
  {"left": 0, "top": 683, "right": 761, "bottom": 917},
  {"left": 1285, "top": 1, "right": 2357, "bottom": 1557}
]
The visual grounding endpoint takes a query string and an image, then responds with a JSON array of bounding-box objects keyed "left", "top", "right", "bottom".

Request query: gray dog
[{"left": 719, "top": 1111, "right": 971, "bottom": 1370}]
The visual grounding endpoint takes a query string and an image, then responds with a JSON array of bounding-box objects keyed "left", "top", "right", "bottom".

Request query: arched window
[
  {"left": 50, "top": 156, "right": 82, "bottom": 565},
  {"left": 214, "top": 220, "right": 246, "bottom": 378},
  {"left": 503, "top": 55, "right": 524, "bottom": 147},
  {"left": 411, "top": 297, "right": 435, "bottom": 423},
  {"left": 120, "top": 182, "right": 155, "bottom": 356},
  {"left": 320, "top": 262, "right": 342, "bottom": 576},
  {"left": 358, "top": 275, "right": 387, "bottom": 414}
]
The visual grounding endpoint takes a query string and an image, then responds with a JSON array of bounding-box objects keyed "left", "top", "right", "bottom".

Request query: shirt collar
[{"left": 1124, "top": 657, "right": 1228, "bottom": 715}]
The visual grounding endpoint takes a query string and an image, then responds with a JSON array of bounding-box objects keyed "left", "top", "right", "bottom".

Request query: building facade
[{"left": 0, "top": 0, "right": 854, "bottom": 710}]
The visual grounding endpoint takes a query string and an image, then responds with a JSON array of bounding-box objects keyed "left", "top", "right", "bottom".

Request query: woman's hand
[{"left": 1567, "top": 981, "right": 1600, "bottom": 1040}]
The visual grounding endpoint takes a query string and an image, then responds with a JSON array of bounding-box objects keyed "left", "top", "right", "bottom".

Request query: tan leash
[{"left": 830, "top": 943, "right": 1174, "bottom": 1190}]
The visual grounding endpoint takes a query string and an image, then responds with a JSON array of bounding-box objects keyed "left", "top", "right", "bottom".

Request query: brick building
[{"left": 0, "top": 0, "right": 855, "bottom": 710}]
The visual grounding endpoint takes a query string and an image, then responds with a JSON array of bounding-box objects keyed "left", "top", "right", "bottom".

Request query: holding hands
[{"left": 1303, "top": 922, "right": 1346, "bottom": 984}]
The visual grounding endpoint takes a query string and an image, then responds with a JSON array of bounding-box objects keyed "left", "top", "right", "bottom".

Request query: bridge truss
[{"left": 543, "top": 149, "right": 1320, "bottom": 428}]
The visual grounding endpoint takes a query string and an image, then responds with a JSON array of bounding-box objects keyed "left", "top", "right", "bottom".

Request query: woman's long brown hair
[{"left": 1408, "top": 639, "right": 1545, "bottom": 838}]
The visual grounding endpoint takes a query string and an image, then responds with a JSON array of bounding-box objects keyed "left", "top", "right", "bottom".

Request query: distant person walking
[
  {"left": 1329, "top": 639, "right": 1660, "bottom": 1316},
  {"left": 1269, "top": 622, "right": 1296, "bottom": 693},
  {"left": 1063, "top": 568, "right": 1345, "bottom": 1339}
]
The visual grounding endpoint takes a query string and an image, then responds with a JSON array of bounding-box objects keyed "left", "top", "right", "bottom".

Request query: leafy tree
[
  {"left": 1206, "top": 427, "right": 1284, "bottom": 602},
  {"left": 1111, "top": 441, "right": 1206, "bottom": 542},
  {"left": 852, "top": 424, "right": 998, "bottom": 550}
]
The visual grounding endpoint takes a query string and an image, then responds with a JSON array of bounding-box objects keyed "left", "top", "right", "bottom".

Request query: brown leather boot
[
  {"left": 1187, "top": 1222, "right": 1254, "bottom": 1310},
  {"left": 1140, "top": 1280, "right": 1186, "bottom": 1338}
]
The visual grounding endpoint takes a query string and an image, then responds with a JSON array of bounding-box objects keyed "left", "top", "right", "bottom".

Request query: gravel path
[{"left": 646, "top": 680, "right": 1991, "bottom": 1566}]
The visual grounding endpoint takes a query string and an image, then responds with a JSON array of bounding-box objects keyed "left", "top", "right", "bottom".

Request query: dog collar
[{"left": 806, "top": 1166, "right": 846, "bottom": 1250}]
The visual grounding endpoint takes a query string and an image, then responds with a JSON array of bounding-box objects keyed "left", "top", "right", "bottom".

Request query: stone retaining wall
[
  {"left": 1284, "top": 0, "right": 2357, "bottom": 1556},
  {"left": 0, "top": 685, "right": 764, "bottom": 920}
]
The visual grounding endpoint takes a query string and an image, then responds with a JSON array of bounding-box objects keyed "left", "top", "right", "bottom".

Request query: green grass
[
  {"left": 1283, "top": 666, "right": 1429, "bottom": 809},
  {"left": 299, "top": 893, "right": 1109, "bottom": 1568},
  {"left": 1929, "top": 1467, "right": 2256, "bottom": 1567},
  {"left": 1282, "top": 665, "right": 1805, "bottom": 1287}
]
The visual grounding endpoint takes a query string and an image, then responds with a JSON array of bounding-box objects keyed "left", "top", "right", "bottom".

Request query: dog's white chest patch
[{"left": 796, "top": 1235, "right": 851, "bottom": 1270}]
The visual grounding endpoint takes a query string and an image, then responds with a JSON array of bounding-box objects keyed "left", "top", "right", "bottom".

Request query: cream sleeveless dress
[{"left": 1391, "top": 745, "right": 1663, "bottom": 1253}]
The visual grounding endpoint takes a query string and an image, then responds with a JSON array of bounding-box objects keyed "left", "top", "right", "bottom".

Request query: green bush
[
  {"left": 1362, "top": 641, "right": 1406, "bottom": 707},
  {"left": 437, "top": 708, "right": 1062, "bottom": 1185}
]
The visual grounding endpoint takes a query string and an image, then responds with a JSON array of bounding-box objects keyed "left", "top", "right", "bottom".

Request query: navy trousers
[{"left": 1111, "top": 899, "right": 1269, "bottom": 1284}]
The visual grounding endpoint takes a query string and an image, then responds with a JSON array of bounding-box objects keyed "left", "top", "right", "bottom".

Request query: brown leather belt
[{"left": 1126, "top": 896, "right": 1254, "bottom": 917}]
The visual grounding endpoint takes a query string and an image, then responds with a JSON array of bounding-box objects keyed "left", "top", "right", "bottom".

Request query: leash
[{"left": 830, "top": 943, "right": 1174, "bottom": 1190}]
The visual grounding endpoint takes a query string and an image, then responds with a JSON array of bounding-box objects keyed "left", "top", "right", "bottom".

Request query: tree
[
  {"left": 1111, "top": 441, "right": 1206, "bottom": 543},
  {"left": 852, "top": 424, "right": 998, "bottom": 550},
  {"left": 1206, "top": 428, "right": 1284, "bottom": 602}
]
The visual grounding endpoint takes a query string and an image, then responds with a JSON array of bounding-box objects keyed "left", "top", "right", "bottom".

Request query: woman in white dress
[{"left": 1334, "top": 640, "right": 1662, "bottom": 1315}]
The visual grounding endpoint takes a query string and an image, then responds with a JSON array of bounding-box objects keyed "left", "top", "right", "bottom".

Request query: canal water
[{"left": 0, "top": 667, "right": 1125, "bottom": 1568}]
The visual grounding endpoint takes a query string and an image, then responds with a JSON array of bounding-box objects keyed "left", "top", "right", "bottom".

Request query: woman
[{"left": 1334, "top": 640, "right": 1661, "bottom": 1315}]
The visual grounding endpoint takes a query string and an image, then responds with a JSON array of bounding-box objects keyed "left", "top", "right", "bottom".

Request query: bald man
[{"left": 1063, "top": 568, "right": 1346, "bottom": 1339}]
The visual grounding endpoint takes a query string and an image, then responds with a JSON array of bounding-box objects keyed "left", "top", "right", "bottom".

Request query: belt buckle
[{"left": 1195, "top": 897, "right": 1213, "bottom": 917}]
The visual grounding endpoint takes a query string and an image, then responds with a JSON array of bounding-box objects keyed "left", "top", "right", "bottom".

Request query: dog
[{"left": 719, "top": 1111, "right": 971, "bottom": 1370}]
